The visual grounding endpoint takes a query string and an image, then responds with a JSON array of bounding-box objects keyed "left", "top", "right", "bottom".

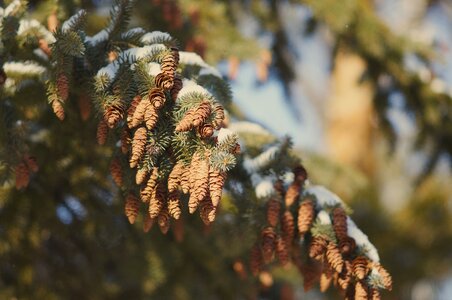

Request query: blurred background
[{"left": 1, "top": 0, "right": 451, "bottom": 299}]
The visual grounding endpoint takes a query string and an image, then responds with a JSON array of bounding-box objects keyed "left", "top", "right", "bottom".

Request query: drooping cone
[
  {"left": 332, "top": 207, "right": 348, "bottom": 241},
  {"left": 120, "top": 129, "right": 130, "bottom": 154},
  {"left": 130, "top": 96, "right": 150, "bottom": 128},
  {"left": 319, "top": 271, "right": 333, "bottom": 292},
  {"left": 208, "top": 169, "right": 226, "bottom": 206},
  {"left": 309, "top": 236, "right": 328, "bottom": 260},
  {"left": 168, "top": 161, "right": 184, "bottom": 192},
  {"left": 124, "top": 193, "right": 140, "bottom": 224},
  {"left": 212, "top": 104, "right": 225, "bottom": 129},
  {"left": 339, "top": 236, "right": 356, "bottom": 256},
  {"left": 161, "top": 52, "right": 177, "bottom": 78},
  {"left": 180, "top": 164, "right": 191, "bottom": 194},
  {"left": 170, "top": 75, "right": 183, "bottom": 100},
  {"left": 250, "top": 243, "right": 262, "bottom": 276},
  {"left": 352, "top": 256, "right": 369, "bottom": 280},
  {"left": 77, "top": 94, "right": 91, "bottom": 121},
  {"left": 129, "top": 127, "right": 147, "bottom": 168},
  {"left": 198, "top": 123, "right": 214, "bottom": 138},
  {"left": 135, "top": 166, "right": 148, "bottom": 185},
  {"left": 52, "top": 100, "right": 65, "bottom": 121},
  {"left": 275, "top": 235, "right": 289, "bottom": 266},
  {"left": 199, "top": 197, "right": 217, "bottom": 225},
  {"left": 143, "top": 214, "right": 155, "bottom": 233},
  {"left": 337, "top": 260, "right": 352, "bottom": 290},
  {"left": 192, "top": 100, "right": 211, "bottom": 127},
  {"left": 374, "top": 263, "right": 392, "bottom": 291},
  {"left": 192, "top": 154, "right": 209, "bottom": 202},
  {"left": 326, "top": 242, "right": 344, "bottom": 273},
  {"left": 24, "top": 155, "right": 39, "bottom": 173},
  {"left": 157, "top": 208, "right": 171, "bottom": 234},
  {"left": 96, "top": 120, "right": 108, "bottom": 145},
  {"left": 285, "top": 180, "right": 301, "bottom": 207},
  {"left": 167, "top": 190, "right": 182, "bottom": 219},
  {"left": 140, "top": 167, "right": 158, "bottom": 203},
  {"left": 369, "top": 288, "right": 381, "bottom": 300},
  {"left": 110, "top": 158, "right": 123, "bottom": 187},
  {"left": 175, "top": 108, "right": 196, "bottom": 132},
  {"left": 15, "top": 162, "right": 30, "bottom": 189},
  {"left": 149, "top": 181, "right": 165, "bottom": 219},
  {"left": 281, "top": 210, "right": 295, "bottom": 248},
  {"left": 266, "top": 198, "right": 281, "bottom": 227},
  {"left": 104, "top": 103, "right": 124, "bottom": 128},
  {"left": 355, "top": 281, "right": 368, "bottom": 300},
  {"left": 261, "top": 226, "right": 277, "bottom": 263},
  {"left": 149, "top": 87, "right": 166, "bottom": 109},
  {"left": 127, "top": 95, "right": 142, "bottom": 128},
  {"left": 298, "top": 199, "right": 315, "bottom": 235},
  {"left": 56, "top": 73, "right": 69, "bottom": 101},
  {"left": 154, "top": 72, "right": 174, "bottom": 90}
]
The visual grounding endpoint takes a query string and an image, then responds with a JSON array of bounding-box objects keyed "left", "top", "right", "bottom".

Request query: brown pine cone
[
  {"left": 281, "top": 210, "right": 295, "bottom": 248},
  {"left": 168, "top": 161, "right": 184, "bottom": 192},
  {"left": 155, "top": 72, "right": 173, "bottom": 90},
  {"left": 129, "top": 127, "right": 147, "bottom": 168},
  {"left": 135, "top": 167, "right": 148, "bottom": 185},
  {"left": 208, "top": 169, "right": 226, "bottom": 206},
  {"left": 120, "top": 129, "right": 130, "bottom": 154},
  {"left": 374, "top": 263, "right": 392, "bottom": 291},
  {"left": 170, "top": 75, "right": 183, "bottom": 100},
  {"left": 309, "top": 236, "right": 328, "bottom": 260},
  {"left": 127, "top": 95, "right": 141, "bottom": 128},
  {"left": 171, "top": 47, "right": 180, "bottom": 64},
  {"left": 149, "top": 87, "right": 166, "bottom": 109},
  {"left": 109, "top": 157, "right": 123, "bottom": 187},
  {"left": 157, "top": 208, "right": 171, "bottom": 234},
  {"left": 298, "top": 199, "right": 315, "bottom": 235},
  {"left": 140, "top": 167, "right": 158, "bottom": 203},
  {"left": 167, "top": 190, "right": 182, "bottom": 219},
  {"left": 149, "top": 181, "right": 165, "bottom": 219},
  {"left": 104, "top": 103, "right": 124, "bottom": 128},
  {"left": 293, "top": 165, "right": 308, "bottom": 183},
  {"left": 250, "top": 243, "right": 262, "bottom": 276},
  {"left": 161, "top": 52, "right": 177, "bottom": 78},
  {"left": 56, "top": 73, "right": 69, "bottom": 101},
  {"left": 261, "top": 226, "right": 277, "bottom": 263},
  {"left": 180, "top": 163, "right": 191, "bottom": 194},
  {"left": 370, "top": 288, "right": 381, "bottom": 300},
  {"left": 15, "top": 162, "right": 30, "bottom": 189},
  {"left": 144, "top": 104, "right": 159, "bottom": 130},
  {"left": 52, "top": 100, "right": 65, "bottom": 121},
  {"left": 124, "top": 193, "right": 140, "bottom": 224},
  {"left": 212, "top": 103, "right": 225, "bottom": 129},
  {"left": 143, "top": 214, "right": 155, "bottom": 233},
  {"left": 130, "top": 96, "right": 150, "bottom": 128},
  {"left": 338, "top": 236, "right": 356, "bottom": 256},
  {"left": 319, "top": 271, "right": 332, "bottom": 292},
  {"left": 326, "top": 242, "right": 344, "bottom": 273},
  {"left": 355, "top": 281, "right": 368, "bottom": 300},
  {"left": 266, "top": 198, "right": 281, "bottom": 227},
  {"left": 192, "top": 100, "right": 211, "bottom": 127},
  {"left": 337, "top": 260, "right": 352, "bottom": 291},
  {"left": 275, "top": 235, "right": 289, "bottom": 266},
  {"left": 199, "top": 197, "right": 216, "bottom": 225},
  {"left": 175, "top": 108, "right": 196, "bottom": 132},
  {"left": 198, "top": 123, "right": 214, "bottom": 138},
  {"left": 352, "top": 256, "right": 369, "bottom": 280},
  {"left": 332, "top": 207, "right": 348, "bottom": 241},
  {"left": 96, "top": 120, "right": 108, "bottom": 145},
  {"left": 285, "top": 180, "right": 301, "bottom": 207},
  {"left": 192, "top": 154, "right": 209, "bottom": 202}
]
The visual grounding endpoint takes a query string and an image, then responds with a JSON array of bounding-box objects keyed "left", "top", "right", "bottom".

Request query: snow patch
[
  {"left": 3, "top": 61, "right": 46, "bottom": 77},
  {"left": 304, "top": 185, "right": 343, "bottom": 207},
  {"left": 86, "top": 29, "right": 109, "bottom": 46},
  {"left": 140, "top": 31, "right": 172, "bottom": 44},
  {"left": 347, "top": 217, "right": 380, "bottom": 262},
  {"left": 61, "top": 10, "right": 86, "bottom": 33},
  {"left": 177, "top": 79, "right": 211, "bottom": 99},
  {"left": 317, "top": 210, "right": 332, "bottom": 225},
  {"left": 18, "top": 19, "right": 55, "bottom": 43}
]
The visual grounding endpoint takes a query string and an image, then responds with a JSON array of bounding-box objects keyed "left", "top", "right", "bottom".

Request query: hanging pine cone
[
  {"left": 124, "top": 193, "right": 140, "bottom": 224},
  {"left": 149, "top": 87, "right": 166, "bottom": 109},
  {"left": 339, "top": 236, "right": 356, "bottom": 256},
  {"left": 192, "top": 154, "right": 209, "bottom": 202},
  {"left": 180, "top": 164, "right": 191, "bottom": 194},
  {"left": 199, "top": 197, "right": 216, "bottom": 225},
  {"left": 15, "top": 162, "right": 30, "bottom": 189},
  {"left": 170, "top": 75, "right": 183, "bottom": 100},
  {"left": 198, "top": 123, "right": 214, "bottom": 138},
  {"left": 140, "top": 167, "right": 158, "bottom": 203},
  {"left": 161, "top": 52, "right": 177, "bottom": 78},
  {"left": 208, "top": 169, "right": 226, "bottom": 206},
  {"left": 285, "top": 180, "right": 301, "bottom": 207},
  {"left": 298, "top": 199, "right": 315, "bottom": 235},
  {"left": 261, "top": 227, "right": 277, "bottom": 263},
  {"left": 149, "top": 181, "right": 165, "bottom": 219},
  {"left": 192, "top": 100, "right": 211, "bottom": 127},
  {"left": 171, "top": 47, "right": 180, "bottom": 64},
  {"left": 266, "top": 198, "right": 281, "bottom": 227},
  {"left": 127, "top": 95, "right": 142, "bottom": 128},
  {"left": 110, "top": 158, "right": 123, "bottom": 187},
  {"left": 319, "top": 271, "right": 332, "bottom": 292},
  {"left": 120, "top": 129, "right": 130, "bottom": 154},
  {"left": 326, "top": 242, "right": 344, "bottom": 273},
  {"left": 144, "top": 104, "right": 159, "bottom": 130},
  {"left": 281, "top": 210, "right": 295, "bottom": 248},
  {"left": 175, "top": 108, "right": 196, "bottom": 132},
  {"left": 77, "top": 94, "right": 91, "bottom": 121},
  {"left": 212, "top": 104, "right": 225, "bottom": 129},
  {"left": 374, "top": 263, "right": 392, "bottom": 291},
  {"left": 167, "top": 190, "right": 182, "bottom": 219},
  {"left": 104, "top": 103, "right": 124, "bottom": 128},
  {"left": 355, "top": 281, "right": 368, "bottom": 300},
  {"left": 309, "top": 236, "right": 328, "bottom": 260},
  {"left": 129, "top": 127, "right": 147, "bottom": 168},
  {"left": 135, "top": 166, "right": 148, "bottom": 185},
  {"left": 369, "top": 288, "right": 381, "bottom": 300},
  {"left": 56, "top": 73, "right": 69, "bottom": 101},
  {"left": 275, "top": 235, "right": 289, "bottom": 266},
  {"left": 154, "top": 73, "right": 173, "bottom": 90},
  {"left": 158, "top": 208, "right": 171, "bottom": 234},
  {"left": 250, "top": 243, "right": 263, "bottom": 276},
  {"left": 168, "top": 161, "right": 184, "bottom": 192},
  {"left": 352, "top": 256, "right": 369, "bottom": 280},
  {"left": 143, "top": 214, "right": 155, "bottom": 233},
  {"left": 130, "top": 96, "right": 150, "bottom": 128},
  {"left": 337, "top": 262, "right": 353, "bottom": 291},
  {"left": 24, "top": 155, "right": 39, "bottom": 173},
  {"left": 52, "top": 100, "right": 65, "bottom": 121},
  {"left": 332, "top": 206, "right": 348, "bottom": 241},
  {"left": 96, "top": 120, "right": 108, "bottom": 145}
]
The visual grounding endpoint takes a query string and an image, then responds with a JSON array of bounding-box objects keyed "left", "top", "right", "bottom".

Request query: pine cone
[
  {"left": 319, "top": 271, "right": 332, "bottom": 292},
  {"left": 140, "top": 168, "right": 158, "bottom": 203},
  {"left": 77, "top": 94, "right": 91, "bottom": 121},
  {"left": 149, "top": 181, "right": 165, "bottom": 219},
  {"left": 281, "top": 210, "right": 295, "bottom": 248},
  {"left": 332, "top": 207, "right": 348, "bottom": 241},
  {"left": 56, "top": 73, "right": 69, "bottom": 101},
  {"left": 104, "top": 103, "right": 124, "bottom": 128},
  {"left": 161, "top": 52, "right": 177, "bottom": 78},
  {"left": 374, "top": 263, "right": 392, "bottom": 291},
  {"left": 198, "top": 123, "right": 214, "bottom": 138},
  {"left": 171, "top": 47, "right": 180, "bottom": 64},
  {"left": 285, "top": 180, "right": 301, "bottom": 207},
  {"left": 355, "top": 281, "right": 368, "bottom": 300},
  {"left": 180, "top": 163, "right": 191, "bottom": 194},
  {"left": 338, "top": 236, "right": 356, "bottom": 256},
  {"left": 208, "top": 169, "right": 226, "bottom": 206},
  {"left": 135, "top": 167, "right": 148, "bottom": 185},
  {"left": 96, "top": 120, "right": 108, "bottom": 145},
  {"left": 127, "top": 95, "right": 142, "bottom": 128},
  {"left": 250, "top": 243, "right": 262, "bottom": 276},
  {"left": 298, "top": 199, "right": 315, "bottom": 235},
  {"left": 129, "top": 127, "right": 147, "bottom": 168},
  {"left": 293, "top": 165, "right": 308, "bottom": 183},
  {"left": 157, "top": 208, "right": 171, "bottom": 234},
  {"left": 309, "top": 236, "right": 328, "bottom": 260},
  {"left": 175, "top": 108, "right": 196, "bottom": 132},
  {"left": 124, "top": 193, "right": 140, "bottom": 224},
  {"left": 352, "top": 256, "right": 369, "bottom": 280},
  {"left": 155, "top": 73, "right": 173, "bottom": 90},
  {"left": 275, "top": 235, "right": 289, "bottom": 266},
  {"left": 266, "top": 198, "right": 281, "bottom": 227},
  {"left": 337, "top": 260, "right": 353, "bottom": 291},
  {"left": 15, "top": 162, "right": 30, "bottom": 189},
  {"left": 192, "top": 100, "right": 211, "bottom": 127},
  {"left": 144, "top": 104, "right": 159, "bottom": 130},
  {"left": 167, "top": 190, "right": 182, "bottom": 219},
  {"left": 261, "top": 226, "right": 277, "bottom": 263},
  {"left": 212, "top": 104, "right": 225, "bottom": 129},
  {"left": 110, "top": 158, "right": 123, "bottom": 187},
  {"left": 370, "top": 288, "right": 381, "bottom": 300},
  {"left": 120, "top": 129, "right": 130, "bottom": 154},
  {"left": 170, "top": 75, "right": 183, "bottom": 100},
  {"left": 326, "top": 242, "right": 344, "bottom": 273},
  {"left": 24, "top": 155, "right": 39, "bottom": 173},
  {"left": 192, "top": 154, "right": 209, "bottom": 202},
  {"left": 143, "top": 214, "right": 155, "bottom": 233},
  {"left": 168, "top": 161, "right": 184, "bottom": 192},
  {"left": 199, "top": 197, "right": 216, "bottom": 225},
  {"left": 149, "top": 87, "right": 166, "bottom": 109},
  {"left": 52, "top": 100, "right": 65, "bottom": 121},
  {"left": 130, "top": 96, "right": 150, "bottom": 128}
]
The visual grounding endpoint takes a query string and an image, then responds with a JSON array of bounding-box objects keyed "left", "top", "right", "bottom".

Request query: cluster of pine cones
[{"left": 249, "top": 166, "right": 392, "bottom": 299}]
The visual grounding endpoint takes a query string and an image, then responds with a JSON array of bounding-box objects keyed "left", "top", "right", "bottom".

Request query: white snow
[
  {"left": 140, "top": 31, "right": 172, "bottom": 44},
  {"left": 304, "top": 185, "right": 343, "bottom": 207},
  {"left": 179, "top": 51, "right": 221, "bottom": 77},
  {"left": 255, "top": 179, "right": 275, "bottom": 199},
  {"left": 347, "top": 217, "right": 380, "bottom": 262},
  {"left": 61, "top": 10, "right": 86, "bottom": 33},
  {"left": 85, "top": 29, "right": 109, "bottom": 46},
  {"left": 228, "top": 121, "right": 273, "bottom": 137},
  {"left": 199, "top": 66, "right": 222, "bottom": 78},
  {"left": 317, "top": 210, "right": 332, "bottom": 225},
  {"left": 4, "top": 0, "right": 21, "bottom": 17},
  {"left": 177, "top": 79, "right": 211, "bottom": 99},
  {"left": 147, "top": 62, "right": 161, "bottom": 76},
  {"left": 18, "top": 19, "right": 55, "bottom": 43},
  {"left": 3, "top": 61, "right": 46, "bottom": 77},
  {"left": 122, "top": 27, "right": 145, "bottom": 38},
  {"left": 243, "top": 144, "right": 279, "bottom": 173},
  {"left": 217, "top": 128, "right": 236, "bottom": 144}
]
